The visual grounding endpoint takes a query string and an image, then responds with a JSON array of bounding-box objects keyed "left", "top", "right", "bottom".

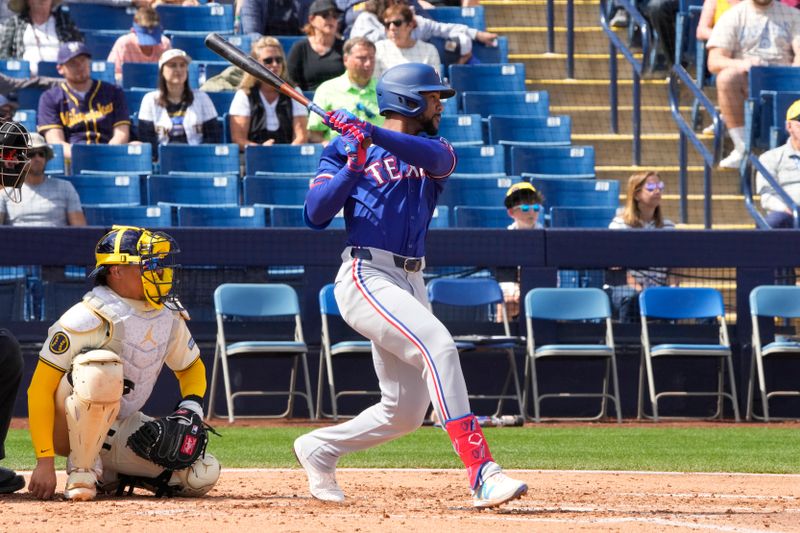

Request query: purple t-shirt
[{"left": 37, "top": 80, "right": 130, "bottom": 145}]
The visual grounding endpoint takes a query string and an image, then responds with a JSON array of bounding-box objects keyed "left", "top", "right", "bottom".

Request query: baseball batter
[
  {"left": 298, "top": 62, "right": 528, "bottom": 508},
  {"left": 27, "top": 225, "right": 220, "bottom": 501}
]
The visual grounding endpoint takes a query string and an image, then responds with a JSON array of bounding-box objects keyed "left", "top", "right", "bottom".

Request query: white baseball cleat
[
  {"left": 64, "top": 469, "right": 98, "bottom": 501},
  {"left": 472, "top": 463, "right": 528, "bottom": 509},
  {"left": 293, "top": 436, "right": 345, "bottom": 503}
]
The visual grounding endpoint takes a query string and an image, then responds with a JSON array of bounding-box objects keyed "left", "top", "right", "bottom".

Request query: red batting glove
[{"left": 341, "top": 126, "right": 368, "bottom": 171}]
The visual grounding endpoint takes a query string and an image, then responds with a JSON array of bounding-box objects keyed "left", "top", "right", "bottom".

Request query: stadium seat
[
  {"left": 0, "top": 279, "right": 26, "bottom": 322},
  {"left": 523, "top": 288, "right": 622, "bottom": 422},
  {"left": 463, "top": 91, "right": 549, "bottom": 118},
  {"left": 765, "top": 90, "right": 800, "bottom": 148},
  {"left": 41, "top": 280, "right": 92, "bottom": 321},
  {"left": 549, "top": 206, "right": 618, "bottom": 228},
  {"left": 15, "top": 87, "right": 45, "bottom": 110},
  {"left": 205, "top": 91, "right": 236, "bottom": 116},
  {"left": 45, "top": 143, "right": 64, "bottom": 175},
  {"left": 244, "top": 144, "right": 322, "bottom": 175},
  {"left": 200, "top": 61, "right": 230, "bottom": 81},
  {"left": 512, "top": 145, "right": 595, "bottom": 178},
  {"left": 122, "top": 62, "right": 202, "bottom": 89},
  {"left": 147, "top": 174, "right": 239, "bottom": 205},
  {"left": 71, "top": 144, "right": 153, "bottom": 175},
  {"left": 12, "top": 109, "right": 35, "bottom": 133},
  {"left": 488, "top": 115, "right": 572, "bottom": 147},
  {"left": 64, "top": 3, "right": 134, "bottom": 30},
  {"left": 276, "top": 35, "right": 304, "bottom": 55},
  {"left": 427, "top": 6, "right": 486, "bottom": 30},
  {"left": 442, "top": 93, "right": 459, "bottom": 115},
  {"left": 264, "top": 204, "right": 304, "bottom": 227},
  {"left": 242, "top": 175, "right": 312, "bottom": 205},
  {"left": 453, "top": 206, "right": 510, "bottom": 228},
  {"left": 64, "top": 174, "right": 143, "bottom": 205},
  {"left": 124, "top": 88, "right": 151, "bottom": 116},
  {"left": 208, "top": 283, "right": 314, "bottom": 421},
  {"left": 0, "top": 59, "right": 30, "bottom": 78},
  {"left": 83, "top": 30, "right": 127, "bottom": 59},
  {"left": 437, "top": 176, "right": 514, "bottom": 208},
  {"left": 429, "top": 205, "right": 450, "bottom": 228},
  {"left": 156, "top": 4, "right": 234, "bottom": 34},
  {"left": 453, "top": 145, "right": 505, "bottom": 175},
  {"left": 158, "top": 144, "right": 239, "bottom": 175},
  {"left": 316, "top": 283, "right": 375, "bottom": 419},
  {"left": 638, "top": 287, "right": 740, "bottom": 421},
  {"left": 83, "top": 205, "right": 171, "bottom": 227},
  {"left": 175, "top": 205, "right": 267, "bottom": 227},
  {"left": 449, "top": 63, "right": 526, "bottom": 95},
  {"left": 437, "top": 114, "right": 483, "bottom": 146},
  {"left": 37, "top": 60, "right": 115, "bottom": 84},
  {"left": 747, "top": 285, "right": 800, "bottom": 421},
  {"left": 170, "top": 33, "right": 252, "bottom": 62},
  {"left": 472, "top": 36, "right": 509, "bottom": 63},
  {"left": 746, "top": 66, "right": 800, "bottom": 150},
  {"left": 529, "top": 178, "right": 619, "bottom": 210}
]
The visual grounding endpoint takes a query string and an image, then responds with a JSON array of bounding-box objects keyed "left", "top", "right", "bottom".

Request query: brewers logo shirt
[{"left": 37, "top": 80, "right": 130, "bottom": 144}]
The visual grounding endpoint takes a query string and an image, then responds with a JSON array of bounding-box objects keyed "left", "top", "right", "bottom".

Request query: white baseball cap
[{"left": 158, "top": 49, "right": 192, "bottom": 70}]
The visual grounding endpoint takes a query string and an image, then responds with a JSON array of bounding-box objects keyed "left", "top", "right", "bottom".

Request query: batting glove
[
  {"left": 341, "top": 125, "right": 369, "bottom": 171},
  {"left": 326, "top": 109, "right": 374, "bottom": 137}
]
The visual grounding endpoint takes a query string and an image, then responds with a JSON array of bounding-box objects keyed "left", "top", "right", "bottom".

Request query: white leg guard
[{"left": 65, "top": 349, "right": 124, "bottom": 501}]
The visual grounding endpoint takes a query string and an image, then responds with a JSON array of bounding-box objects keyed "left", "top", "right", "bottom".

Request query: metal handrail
[
  {"left": 742, "top": 153, "right": 800, "bottom": 229},
  {"left": 599, "top": 0, "right": 652, "bottom": 165},
  {"left": 547, "top": 0, "right": 576, "bottom": 78},
  {"left": 667, "top": 63, "right": 722, "bottom": 228}
]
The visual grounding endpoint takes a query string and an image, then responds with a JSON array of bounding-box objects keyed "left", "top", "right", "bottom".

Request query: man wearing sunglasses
[{"left": 0, "top": 132, "right": 85, "bottom": 226}]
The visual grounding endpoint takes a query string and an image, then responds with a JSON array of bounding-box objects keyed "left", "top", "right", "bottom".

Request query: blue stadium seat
[
  {"left": 71, "top": 144, "right": 153, "bottom": 175},
  {"left": 511, "top": 145, "right": 595, "bottom": 178},
  {"left": 453, "top": 145, "right": 505, "bottom": 175},
  {"left": 0, "top": 59, "right": 30, "bottom": 78},
  {"left": 147, "top": 174, "right": 239, "bottom": 205},
  {"left": 15, "top": 87, "right": 44, "bottom": 110},
  {"left": 12, "top": 109, "right": 35, "bottom": 132},
  {"left": 442, "top": 93, "right": 459, "bottom": 115},
  {"left": 747, "top": 66, "right": 800, "bottom": 150},
  {"left": 83, "top": 30, "right": 127, "bottom": 59},
  {"left": 488, "top": 115, "right": 572, "bottom": 146},
  {"left": 156, "top": 4, "right": 234, "bottom": 34},
  {"left": 449, "top": 63, "right": 526, "bottom": 95},
  {"left": 158, "top": 144, "right": 239, "bottom": 175},
  {"left": 767, "top": 91, "right": 800, "bottom": 148},
  {"left": 452, "top": 206, "right": 512, "bottom": 228},
  {"left": 200, "top": 61, "right": 230, "bottom": 81},
  {"left": 245, "top": 144, "right": 322, "bottom": 175},
  {"left": 276, "top": 35, "right": 305, "bottom": 55},
  {"left": 175, "top": 205, "right": 267, "bottom": 227},
  {"left": 64, "top": 3, "right": 134, "bottom": 30},
  {"left": 265, "top": 204, "right": 307, "bottom": 227},
  {"left": 64, "top": 174, "right": 143, "bottom": 205},
  {"left": 84, "top": 205, "right": 171, "bottom": 227},
  {"left": 437, "top": 114, "right": 483, "bottom": 146},
  {"left": 472, "top": 36, "right": 509, "bottom": 63},
  {"left": 38, "top": 60, "right": 115, "bottom": 84},
  {"left": 549, "top": 206, "right": 618, "bottom": 228},
  {"left": 427, "top": 6, "right": 486, "bottom": 30},
  {"left": 438, "top": 176, "right": 514, "bottom": 208},
  {"left": 205, "top": 91, "right": 236, "bottom": 116},
  {"left": 529, "top": 178, "right": 620, "bottom": 210},
  {"left": 171, "top": 34, "right": 252, "bottom": 62},
  {"left": 124, "top": 88, "right": 151, "bottom": 116},
  {"left": 430, "top": 205, "right": 449, "bottom": 228},
  {"left": 46, "top": 144, "right": 65, "bottom": 175},
  {"left": 122, "top": 62, "right": 201, "bottom": 89},
  {"left": 463, "top": 91, "right": 549, "bottom": 118},
  {"left": 242, "top": 175, "right": 312, "bottom": 205}
]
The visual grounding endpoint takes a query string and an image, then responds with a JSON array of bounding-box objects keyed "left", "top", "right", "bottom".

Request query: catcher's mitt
[{"left": 127, "top": 408, "right": 210, "bottom": 471}]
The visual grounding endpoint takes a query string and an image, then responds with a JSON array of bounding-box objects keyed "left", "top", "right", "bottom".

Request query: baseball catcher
[
  {"left": 27, "top": 225, "right": 221, "bottom": 501},
  {"left": 0, "top": 119, "right": 32, "bottom": 203}
]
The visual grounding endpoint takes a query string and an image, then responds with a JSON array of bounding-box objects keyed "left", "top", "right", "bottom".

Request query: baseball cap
[
  {"left": 158, "top": 49, "right": 192, "bottom": 70},
  {"left": 786, "top": 99, "right": 800, "bottom": 122},
  {"left": 505, "top": 182, "right": 538, "bottom": 198},
  {"left": 133, "top": 22, "right": 163, "bottom": 47},
  {"left": 309, "top": 0, "right": 339, "bottom": 16},
  {"left": 57, "top": 41, "right": 91, "bottom": 65}
]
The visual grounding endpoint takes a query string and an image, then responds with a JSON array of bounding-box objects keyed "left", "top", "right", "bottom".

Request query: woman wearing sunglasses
[
  {"left": 230, "top": 36, "right": 309, "bottom": 148},
  {"left": 373, "top": 4, "right": 440, "bottom": 79},
  {"left": 286, "top": 0, "right": 345, "bottom": 91}
]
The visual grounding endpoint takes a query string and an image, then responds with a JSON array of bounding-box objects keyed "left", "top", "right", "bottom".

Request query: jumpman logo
[{"left": 140, "top": 325, "right": 157, "bottom": 349}]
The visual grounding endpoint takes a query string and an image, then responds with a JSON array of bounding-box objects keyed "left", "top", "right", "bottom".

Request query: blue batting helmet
[{"left": 376, "top": 63, "right": 455, "bottom": 117}]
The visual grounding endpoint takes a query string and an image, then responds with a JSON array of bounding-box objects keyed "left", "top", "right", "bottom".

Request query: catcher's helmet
[
  {"left": 376, "top": 63, "right": 455, "bottom": 117},
  {"left": 89, "top": 225, "right": 182, "bottom": 310},
  {"left": 0, "top": 121, "right": 31, "bottom": 193}
]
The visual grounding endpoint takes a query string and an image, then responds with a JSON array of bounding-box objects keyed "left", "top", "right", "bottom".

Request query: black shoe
[{"left": 0, "top": 466, "right": 25, "bottom": 494}]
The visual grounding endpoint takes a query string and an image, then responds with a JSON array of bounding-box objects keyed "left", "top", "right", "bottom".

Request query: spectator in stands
[
  {"left": 497, "top": 182, "right": 544, "bottom": 318},
  {"left": 107, "top": 6, "right": 171, "bottom": 83},
  {"left": 0, "top": 71, "right": 61, "bottom": 101},
  {"left": 0, "top": 132, "right": 86, "bottom": 226},
  {"left": 707, "top": 0, "right": 800, "bottom": 168},
  {"left": 137, "top": 49, "right": 221, "bottom": 152},
  {"left": 240, "top": 0, "right": 308, "bottom": 36},
  {"left": 0, "top": 0, "right": 82, "bottom": 75},
  {"left": 351, "top": 0, "right": 497, "bottom": 65},
  {"left": 287, "top": 0, "right": 346, "bottom": 91},
  {"left": 230, "top": 36, "right": 309, "bottom": 148},
  {"left": 0, "top": 329, "right": 24, "bottom": 495},
  {"left": 374, "top": 4, "right": 440, "bottom": 78},
  {"left": 37, "top": 42, "right": 130, "bottom": 159},
  {"left": 697, "top": 0, "right": 741, "bottom": 40},
  {"left": 756, "top": 99, "right": 800, "bottom": 228},
  {"left": 307, "top": 37, "right": 383, "bottom": 143}
]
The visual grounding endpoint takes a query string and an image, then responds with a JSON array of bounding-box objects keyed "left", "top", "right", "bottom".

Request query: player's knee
[
  {"left": 170, "top": 453, "right": 221, "bottom": 497},
  {"left": 70, "top": 349, "right": 124, "bottom": 404}
]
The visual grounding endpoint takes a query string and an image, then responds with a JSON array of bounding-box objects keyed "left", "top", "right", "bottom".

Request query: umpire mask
[{"left": 0, "top": 121, "right": 31, "bottom": 203}]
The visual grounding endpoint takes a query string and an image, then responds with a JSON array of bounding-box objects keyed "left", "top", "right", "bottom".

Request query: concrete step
[
  {"left": 571, "top": 133, "right": 715, "bottom": 166},
  {"left": 484, "top": 0, "right": 605, "bottom": 28},
  {"left": 552, "top": 105, "right": 695, "bottom": 135},
  {"left": 498, "top": 27, "right": 629, "bottom": 55},
  {"left": 595, "top": 165, "right": 742, "bottom": 195},
  {"left": 527, "top": 78, "right": 672, "bottom": 106},
  {"left": 512, "top": 52, "right": 648, "bottom": 80},
  {"left": 660, "top": 195, "right": 750, "bottom": 226}
]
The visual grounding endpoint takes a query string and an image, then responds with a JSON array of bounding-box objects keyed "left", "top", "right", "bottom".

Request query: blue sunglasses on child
[{"left": 514, "top": 203, "right": 542, "bottom": 212}]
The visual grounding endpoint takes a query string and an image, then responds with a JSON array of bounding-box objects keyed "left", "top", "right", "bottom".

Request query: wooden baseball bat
[{"left": 205, "top": 33, "right": 370, "bottom": 147}]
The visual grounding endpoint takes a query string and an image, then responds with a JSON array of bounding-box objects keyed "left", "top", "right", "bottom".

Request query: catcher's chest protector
[{"left": 84, "top": 286, "right": 177, "bottom": 419}]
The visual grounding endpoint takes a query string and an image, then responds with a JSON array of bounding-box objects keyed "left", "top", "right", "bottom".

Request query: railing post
[
  {"left": 632, "top": 69, "right": 641, "bottom": 165},
  {"left": 547, "top": 0, "right": 555, "bottom": 54},
  {"left": 566, "top": 0, "right": 575, "bottom": 79},
  {"left": 704, "top": 162, "right": 712, "bottom": 229},
  {"left": 609, "top": 41, "right": 618, "bottom": 134},
  {"left": 679, "top": 132, "right": 688, "bottom": 223}
]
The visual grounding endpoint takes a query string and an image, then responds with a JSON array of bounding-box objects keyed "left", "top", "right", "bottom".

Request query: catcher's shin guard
[
  {"left": 65, "top": 350, "right": 124, "bottom": 472},
  {"left": 445, "top": 413, "right": 494, "bottom": 490}
]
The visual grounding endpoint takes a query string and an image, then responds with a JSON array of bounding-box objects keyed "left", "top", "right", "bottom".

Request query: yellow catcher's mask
[{"left": 89, "top": 225, "right": 182, "bottom": 310}]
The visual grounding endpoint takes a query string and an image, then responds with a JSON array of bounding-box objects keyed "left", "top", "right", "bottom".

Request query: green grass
[{"left": 6, "top": 426, "right": 799, "bottom": 473}]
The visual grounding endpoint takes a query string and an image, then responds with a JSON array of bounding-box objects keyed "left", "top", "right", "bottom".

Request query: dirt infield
[{"left": 2, "top": 467, "right": 798, "bottom": 532}]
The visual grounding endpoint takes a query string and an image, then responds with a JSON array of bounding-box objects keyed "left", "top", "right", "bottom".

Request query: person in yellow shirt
[{"left": 27, "top": 225, "right": 220, "bottom": 501}]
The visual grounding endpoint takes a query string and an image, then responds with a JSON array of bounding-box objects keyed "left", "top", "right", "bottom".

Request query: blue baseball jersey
[{"left": 304, "top": 129, "right": 457, "bottom": 257}]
